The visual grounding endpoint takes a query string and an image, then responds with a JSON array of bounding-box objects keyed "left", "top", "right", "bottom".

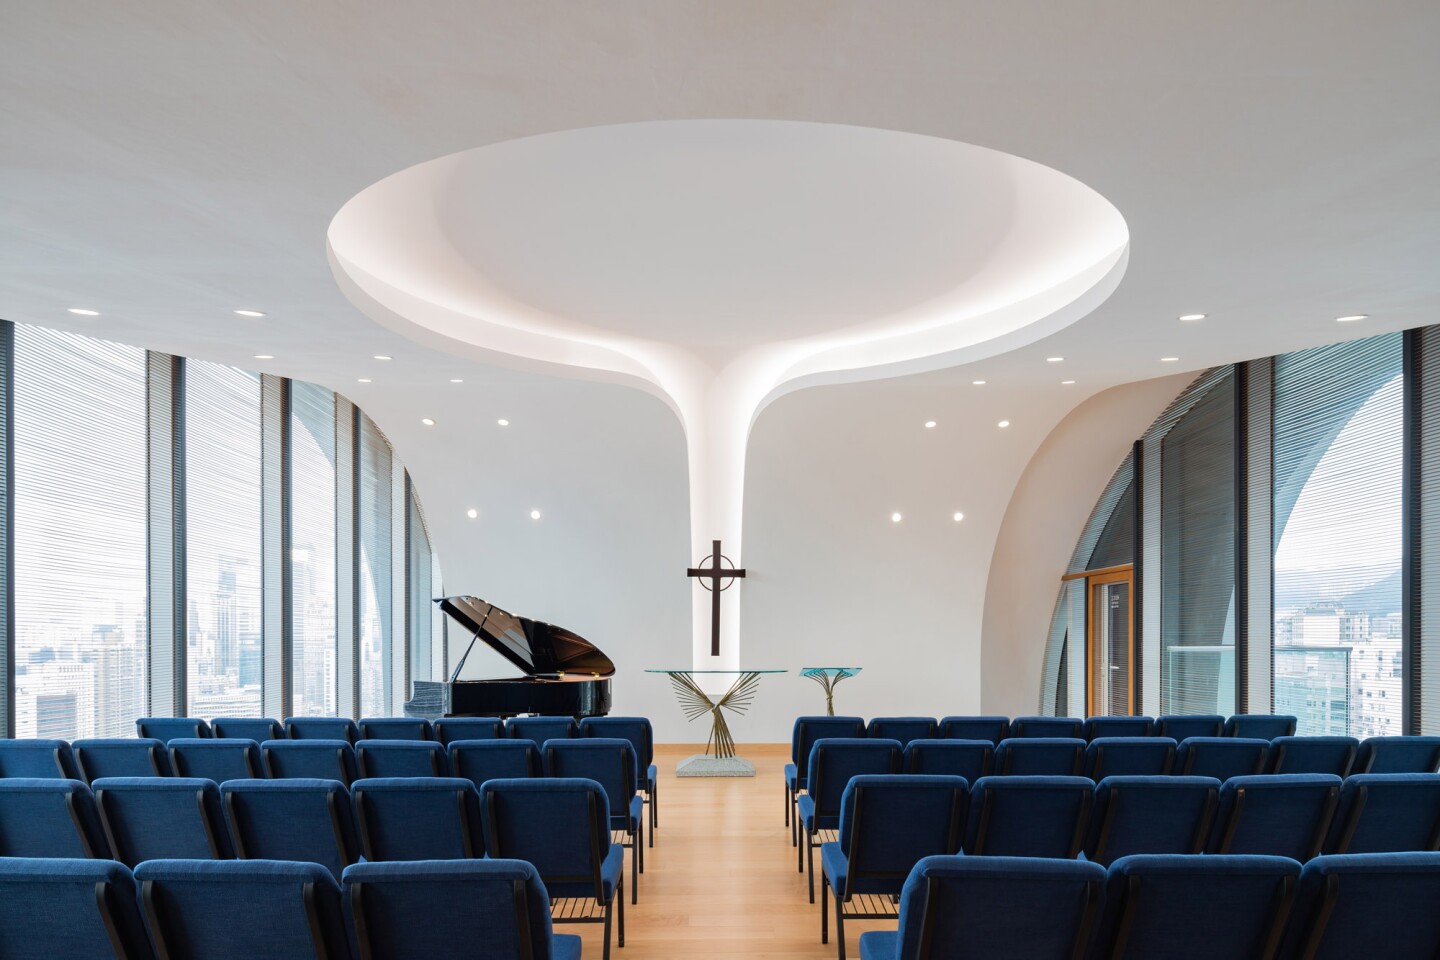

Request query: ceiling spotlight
[
  {"left": 234, "top": 309, "right": 266, "bottom": 318},
  {"left": 1179, "top": 313, "right": 1206, "bottom": 322},
  {"left": 421, "top": 418, "right": 435, "bottom": 426},
  {"left": 1335, "top": 314, "right": 1369, "bottom": 323},
  {"left": 953, "top": 512, "right": 965, "bottom": 522},
  {"left": 373, "top": 355, "right": 392, "bottom": 361},
  {"left": 1046, "top": 357, "right": 1064, "bottom": 363},
  {"left": 924, "top": 420, "right": 937, "bottom": 429},
  {"left": 530, "top": 509, "right": 542, "bottom": 520},
  {"left": 998, "top": 420, "right": 1011, "bottom": 428},
  {"left": 466, "top": 508, "right": 478, "bottom": 519},
  {"left": 357, "top": 378, "right": 372, "bottom": 383},
  {"left": 972, "top": 380, "right": 987, "bottom": 386},
  {"left": 67, "top": 308, "right": 100, "bottom": 316},
  {"left": 449, "top": 378, "right": 464, "bottom": 384},
  {"left": 1160, "top": 357, "right": 1180, "bottom": 362},
  {"left": 497, "top": 419, "right": 510, "bottom": 427},
  {"left": 891, "top": 512, "right": 903, "bottom": 523},
  {"left": 253, "top": 354, "right": 274, "bottom": 360},
  {"left": 1061, "top": 380, "right": 1076, "bottom": 385}
]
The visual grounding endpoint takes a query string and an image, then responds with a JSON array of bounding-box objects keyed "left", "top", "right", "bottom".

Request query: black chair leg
[
  {"left": 603, "top": 898, "right": 613, "bottom": 960},
  {"left": 638, "top": 818, "right": 645, "bottom": 874},
  {"left": 821, "top": 873, "right": 829, "bottom": 943},
  {"left": 835, "top": 890, "right": 847, "bottom": 960},
  {"left": 785, "top": 782, "right": 790, "bottom": 827},
  {"left": 798, "top": 822, "right": 805, "bottom": 872},
  {"left": 806, "top": 830, "right": 816, "bottom": 903},
  {"left": 631, "top": 832, "right": 638, "bottom": 905},
  {"left": 618, "top": 879, "right": 625, "bottom": 947}
]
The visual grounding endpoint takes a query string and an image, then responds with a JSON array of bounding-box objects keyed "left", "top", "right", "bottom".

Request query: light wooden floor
[{"left": 563, "top": 743, "right": 895, "bottom": 960}]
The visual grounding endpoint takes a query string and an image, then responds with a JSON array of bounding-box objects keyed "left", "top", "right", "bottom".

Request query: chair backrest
[
  {"left": 73, "top": 738, "right": 172, "bottom": 782},
  {"left": 1211, "top": 773, "right": 1342, "bottom": 861},
  {"left": 1325, "top": 773, "right": 1440, "bottom": 854},
  {"left": 1156, "top": 714, "right": 1225, "bottom": 741},
  {"left": 1281, "top": 852, "right": 1440, "bottom": 960},
  {"left": 137, "top": 717, "right": 213, "bottom": 743},
  {"left": 262, "top": 739, "right": 359, "bottom": 785},
  {"left": 888, "top": 855, "right": 1106, "bottom": 960},
  {"left": 356, "top": 740, "right": 449, "bottom": 778},
  {"left": 790, "top": 716, "right": 868, "bottom": 784},
  {"left": 135, "top": 859, "right": 351, "bottom": 960},
  {"left": 1095, "top": 854, "right": 1300, "bottom": 960},
  {"left": 448, "top": 740, "right": 541, "bottom": 789},
  {"left": 903, "top": 739, "right": 994, "bottom": 781},
  {"left": 1174, "top": 737, "right": 1270, "bottom": 780},
  {"left": 479, "top": 778, "right": 612, "bottom": 902},
  {"left": 91, "top": 777, "right": 232, "bottom": 865},
  {"left": 168, "top": 738, "right": 263, "bottom": 783},
  {"left": 433, "top": 717, "right": 505, "bottom": 746},
  {"left": 351, "top": 777, "right": 484, "bottom": 861},
  {"left": 210, "top": 717, "right": 283, "bottom": 742},
  {"left": 836, "top": 775, "right": 968, "bottom": 899},
  {"left": 937, "top": 716, "right": 1011, "bottom": 744},
  {"left": 1084, "top": 715, "right": 1156, "bottom": 741},
  {"left": 357, "top": 717, "right": 435, "bottom": 741},
  {"left": 0, "top": 738, "right": 82, "bottom": 779},
  {"left": 1086, "top": 776, "right": 1221, "bottom": 867},
  {"left": 0, "top": 778, "right": 111, "bottom": 858},
  {"left": 1354, "top": 735, "right": 1440, "bottom": 774},
  {"left": 221, "top": 778, "right": 359, "bottom": 880},
  {"left": 1085, "top": 737, "right": 1176, "bottom": 779},
  {"left": 1268, "top": 735, "right": 1359, "bottom": 776},
  {"left": 544, "top": 738, "right": 637, "bottom": 827},
  {"left": 580, "top": 716, "right": 655, "bottom": 776},
  {"left": 284, "top": 716, "right": 360, "bottom": 744},
  {"left": 1224, "top": 714, "right": 1298, "bottom": 739},
  {"left": 1008, "top": 716, "right": 1084, "bottom": 739},
  {"left": 343, "top": 859, "right": 568, "bottom": 960},
  {"left": 506, "top": 716, "right": 577, "bottom": 747},
  {"left": 0, "top": 857, "right": 153, "bottom": 960},
  {"left": 965, "top": 776, "right": 1093, "bottom": 858},
  {"left": 806, "top": 738, "right": 903, "bottom": 824},
  {"left": 994, "top": 737, "right": 1086, "bottom": 776},
  {"left": 866, "top": 717, "right": 938, "bottom": 746}
]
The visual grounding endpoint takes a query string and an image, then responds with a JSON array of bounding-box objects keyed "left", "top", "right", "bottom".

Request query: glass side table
[
  {"left": 646, "top": 669, "right": 787, "bottom": 776},
  {"left": 800, "top": 667, "right": 862, "bottom": 716}
]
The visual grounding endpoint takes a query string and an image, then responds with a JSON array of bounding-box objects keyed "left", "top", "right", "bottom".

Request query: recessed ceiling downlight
[
  {"left": 1160, "top": 357, "right": 1180, "bottom": 363},
  {"left": 953, "top": 512, "right": 965, "bottom": 522},
  {"left": 497, "top": 419, "right": 510, "bottom": 427},
  {"left": 924, "top": 420, "right": 937, "bottom": 429},
  {"left": 68, "top": 308, "right": 100, "bottom": 316},
  {"left": 1335, "top": 314, "right": 1369, "bottom": 323},
  {"left": 1179, "top": 313, "right": 1206, "bottom": 322},
  {"left": 530, "top": 509, "right": 542, "bottom": 520},
  {"left": 466, "top": 508, "right": 478, "bottom": 519},
  {"left": 234, "top": 309, "right": 266, "bottom": 318},
  {"left": 972, "top": 380, "right": 987, "bottom": 386},
  {"left": 998, "top": 420, "right": 1011, "bottom": 428},
  {"left": 1046, "top": 357, "right": 1064, "bottom": 363},
  {"left": 891, "top": 512, "right": 903, "bottom": 523},
  {"left": 253, "top": 354, "right": 274, "bottom": 360},
  {"left": 1061, "top": 380, "right": 1076, "bottom": 385},
  {"left": 421, "top": 418, "right": 435, "bottom": 426},
  {"left": 374, "top": 355, "right": 392, "bottom": 361}
]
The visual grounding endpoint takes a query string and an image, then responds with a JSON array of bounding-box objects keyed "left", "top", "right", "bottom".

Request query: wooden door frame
[{"left": 1068, "top": 565, "right": 1136, "bottom": 717}]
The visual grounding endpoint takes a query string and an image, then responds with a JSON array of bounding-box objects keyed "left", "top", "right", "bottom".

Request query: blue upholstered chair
[
  {"left": 1225, "top": 714, "right": 1298, "bottom": 740},
  {"left": 1086, "top": 776, "right": 1220, "bottom": 867},
  {"left": 136, "top": 717, "right": 213, "bottom": 743},
  {"left": 994, "top": 737, "right": 1086, "bottom": 776},
  {"left": 545, "top": 738, "right": 644, "bottom": 904},
  {"left": 964, "top": 776, "right": 1093, "bottom": 858},
  {"left": 0, "top": 738, "right": 82, "bottom": 779},
  {"left": 73, "top": 738, "right": 172, "bottom": 782},
  {"left": 343, "top": 859, "right": 582, "bottom": 960},
  {"left": 1324, "top": 773, "right": 1440, "bottom": 854},
  {"left": 507, "top": 716, "right": 577, "bottom": 748},
  {"left": 210, "top": 717, "right": 283, "bottom": 742},
  {"left": 0, "top": 857, "right": 153, "bottom": 960},
  {"left": 820, "top": 775, "right": 967, "bottom": 960},
  {"left": 356, "top": 739, "right": 449, "bottom": 778},
  {"left": 167, "top": 738, "right": 263, "bottom": 783},
  {"left": 865, "top": 717, "right": 938, "bottom": 747},
  {"left": 351, "top": 777, "right": 484, "bottom": 861},
  {"left": 1354, "top": 735, "right": 1440, "bottom": 774},
  {"left": 1280, "top": 852, "right": 1440, "bottom": 960},
  {"left": 433, "top": 717, "right": 505, "bottom": 745},
  {"left": 1008, "top": 716, "right": 1083, "bottom": 739},
  {"left": 221, "top": 778, "right": 359, "bottom": 880},
  {"left": 1268, "top": 735, "right": 1359, "bottom": 776},
  {"left": 937, "top": 716, "right": 1010, "bottom": 744},
  {"left": 262, "top": 738, "right": 359, "bottom": 784},
  {"left": 1156, "top": 714, "right": 1225, "bottom": 741},
  {"left": 1085, "top": 737, "right": 1176, "bottom": 778},
  {"left": 797, "top": 739, "right": 903, "bottom": 902},
  {"left": 1209, "top": 774, "right": 1341, "bottom": 861},
  {"left": 787, "top": 717, "right": 867, "bottom": 839},
  {"left": 856, "top": 855, "right": 1105, "bottom": 960},
  {"left": 284, "top": 716, "right": 360, "bottom": 744},
  {"left": 0, "top": 778, "right": 111, "bottom": 858},
  {"left": 902, "top": 739, "right": 993, "bottom": 781},
  {"left": 91, "top": 776, "right": 232, "bottom": 865},
  {"left": 581, "top": 716, "right": 659, "bottom": 840},
  {"left": 480, "top": 778, "right": 624, "bottom": 960},
  {"left": 1174, "top": 736, "right": 1270, "bottom": 780},
  {"left": 135, "top": 859, "right": 353, "bottom": 960},
  {"left": 1093, "top": 854, "right": 1301, "bottom": 960},
  {"left": 1084, "top": 715, "right": 1155, "bottom": 740},
  {"left": 448, "top": 739, "right": 542, "bottom": 789},
  {"left": 358, "top": 717, "right": 435, "bottom": 741}
]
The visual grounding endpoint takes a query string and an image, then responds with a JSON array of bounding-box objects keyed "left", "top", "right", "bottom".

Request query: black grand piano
[{"left": 403, "top": 596, "right": 614, "bottom": 720}]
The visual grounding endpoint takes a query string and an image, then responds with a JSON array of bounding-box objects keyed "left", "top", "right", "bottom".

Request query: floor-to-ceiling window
[
  {"left": 358, "top": 414, "right": 391, "bottom": 717},
  {"left": 12, "top": 327, "right": 147, "bottom": 739},
  {"left": 291, "top": 381, "right": 338, "bottom": 718}
]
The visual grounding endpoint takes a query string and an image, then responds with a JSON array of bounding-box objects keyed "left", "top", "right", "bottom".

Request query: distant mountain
[
  {"left": 1339, "top": 569, "right": 1402, "bottom": 617},
  {"left": 1275, "top": 567, "right": 1402, "bottom": 617}
]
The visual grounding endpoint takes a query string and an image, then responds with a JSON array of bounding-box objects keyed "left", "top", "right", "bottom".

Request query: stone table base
[{"left": 675, "top": 754, "right": 756, "bottom": 777}]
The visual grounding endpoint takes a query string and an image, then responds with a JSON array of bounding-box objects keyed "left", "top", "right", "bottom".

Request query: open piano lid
[{"left": 435, "top": 596, "right": 615, "bottom": 678}]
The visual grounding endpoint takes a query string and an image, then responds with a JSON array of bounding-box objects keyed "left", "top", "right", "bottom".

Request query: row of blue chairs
[
  {"left": 0, "top": 856, "right": 583, "bottom": 960},
  {"left": 802, "top": 713, "right": 1305, "bottom": 746},
  {"left": 859, "top": 851, "right": 1440, "bottom": 960}
]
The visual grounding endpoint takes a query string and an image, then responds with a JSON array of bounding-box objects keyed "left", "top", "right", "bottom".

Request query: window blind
[
  {"left": 358, "top": 413, "right": 392, "bottom": 717},
  {"left": 291, "top": 380, "right": 337, "bottom": 717}
]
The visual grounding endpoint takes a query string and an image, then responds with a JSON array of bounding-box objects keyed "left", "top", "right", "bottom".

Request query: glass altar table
[
  {"left": 646, "top": 669, "right": 787, "bottom": 777},
  {"left": 800, "top": 666, "right": 862, "bottom": 715}
]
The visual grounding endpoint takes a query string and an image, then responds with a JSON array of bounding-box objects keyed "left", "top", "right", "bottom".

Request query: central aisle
[{"left": 568, "top": 743, "right": 894, "bottom": 960}]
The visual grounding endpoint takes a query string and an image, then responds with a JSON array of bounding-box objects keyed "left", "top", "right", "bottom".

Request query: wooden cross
[{"left": 687, "top": 539, "right": 746, "bottom": 657}]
